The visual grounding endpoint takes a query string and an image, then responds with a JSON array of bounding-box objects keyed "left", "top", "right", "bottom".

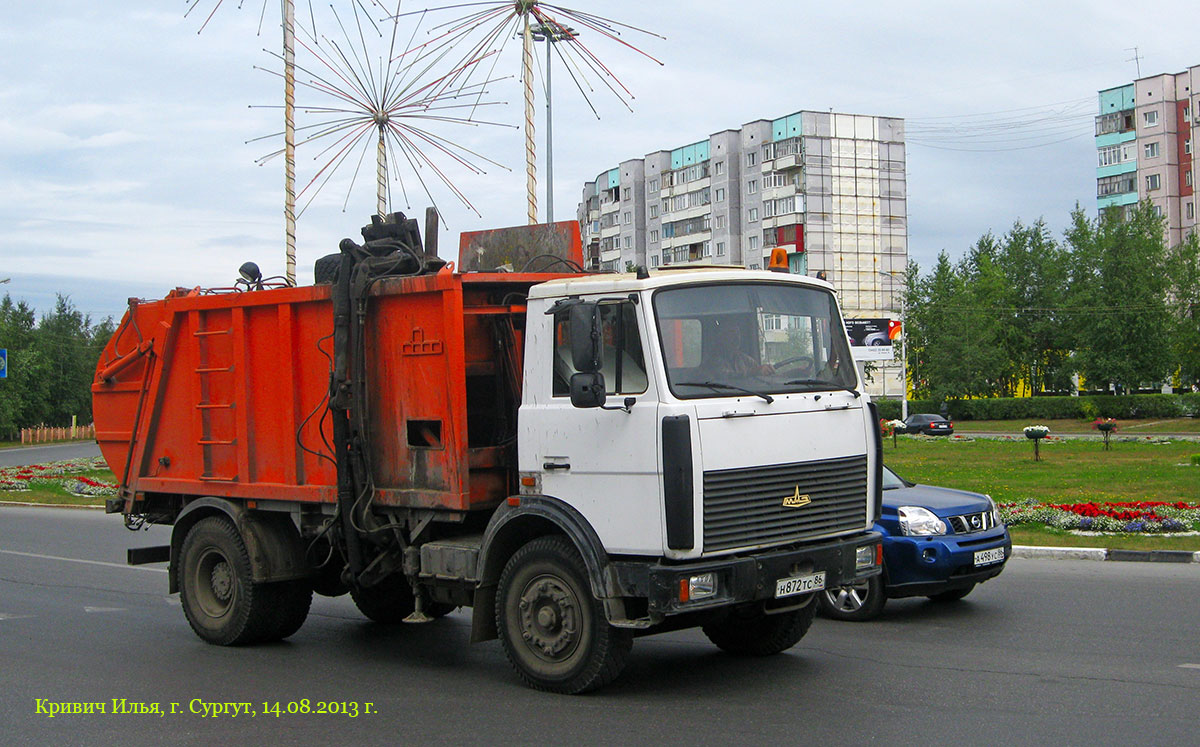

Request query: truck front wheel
[
  {"left": 702, "top": 598, "right": 817, "bottom": 656},
  {"left": 179, "top": 516, "right": 277, "bottom": 645},
  {"left": 496, "top": 536, "right": 632, "bottom": 694}
]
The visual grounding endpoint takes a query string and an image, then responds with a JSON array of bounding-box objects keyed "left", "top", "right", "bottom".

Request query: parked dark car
[
  {"left": 899, "top": 413, "right": 954, "bottom": 435},
  {"left": 818, "top": 466, "right": 1010, "bottom": 621}
]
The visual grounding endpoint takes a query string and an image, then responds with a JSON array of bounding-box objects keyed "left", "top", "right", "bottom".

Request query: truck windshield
[{"left": 653, "top": 282, "right": 857, "bottom": 399}]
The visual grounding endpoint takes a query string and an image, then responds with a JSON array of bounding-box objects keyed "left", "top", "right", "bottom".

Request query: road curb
[
  {"left": 1013, "top": 545, "right": 1200, "bottom": 563},
  {"left": 0, "top": 500, "right": 105, "bottom": 510}
]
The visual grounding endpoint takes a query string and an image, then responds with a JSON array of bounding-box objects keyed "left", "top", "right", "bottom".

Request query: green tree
[
  {"left": 998, "top": 219, "right": 1071, "bottom": 394},
  {"left": 32, "top": 295, "right": 109, "bottom": 427},
  {"left": 0, "top": 295, "right": 52, "bottom": 438},
  {"left": 1066, "top": 201, "right": 1173, "bottom": 392},
  {"left": 1166, "top": 229, "right": 1200, "bottom": 388}
]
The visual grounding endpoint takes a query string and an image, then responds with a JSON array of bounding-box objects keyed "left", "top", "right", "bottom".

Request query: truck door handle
[{"left": 543, "top": 462, "right": 570, "bottom": 471}]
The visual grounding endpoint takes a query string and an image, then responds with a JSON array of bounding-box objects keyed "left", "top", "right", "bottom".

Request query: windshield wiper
[
  {"left": 783, "top": 378, "right": 861, "bottom": 398},
  {"left": 674, "top": 380, "right": 774, "bottom": 404}
]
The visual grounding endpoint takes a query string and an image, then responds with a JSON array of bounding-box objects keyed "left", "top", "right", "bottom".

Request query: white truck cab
[{"left": 515, "top": 267, "right": 882, "bottom": 627}]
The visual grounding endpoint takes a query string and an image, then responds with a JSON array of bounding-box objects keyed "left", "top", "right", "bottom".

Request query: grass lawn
[
  {"left": 885, "top": 436, "right": 1200, "bottom": 551},
  {"left": 948, "top": 417, "right": 1200, "bottom": 434}
]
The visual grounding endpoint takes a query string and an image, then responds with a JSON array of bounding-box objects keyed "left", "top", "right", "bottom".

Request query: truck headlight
[
  {"left": 898, "top": 506, "right": 947, "bottom": 536},
  {"left": 679, "top": 572, "right": 717, "bottom": 602},
  {"left": 855, "top": 543, "right": 880, "bottom": 570}
]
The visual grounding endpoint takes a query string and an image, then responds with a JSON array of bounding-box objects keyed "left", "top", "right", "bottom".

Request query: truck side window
[{"left": 552, "top": 303, "right": 648, "bottom": 397}]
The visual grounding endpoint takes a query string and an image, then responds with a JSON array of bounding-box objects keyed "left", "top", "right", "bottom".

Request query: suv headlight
[
  {"left": 985, "top": 494, "right": 1003, "bottom": 527},
  {"left": 898, "top": 506, "right": 947, "bottom": 536}
]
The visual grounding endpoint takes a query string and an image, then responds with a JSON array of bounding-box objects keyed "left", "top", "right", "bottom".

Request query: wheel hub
[
  {"left": 210, "top": 560, "right": 233, "bottom": 602},
  {"left": 518, "top": 576, "right": 578, "bottom": 659}
]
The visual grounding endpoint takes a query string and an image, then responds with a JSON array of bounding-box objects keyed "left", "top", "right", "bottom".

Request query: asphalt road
[
  {"left": 2, "top": 506, "right": 1198, "bottom": 745},
  {"left": 0, "top": 442, "right": 102, "bottom": 468}
]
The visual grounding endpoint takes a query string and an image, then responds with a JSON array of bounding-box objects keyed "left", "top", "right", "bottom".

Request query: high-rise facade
[
  {"left": 576, "top": 109, "right": 908, "bottom": 396},
  {"left": 1096, "top": 65, "right": 1198, "bottom": 245}
]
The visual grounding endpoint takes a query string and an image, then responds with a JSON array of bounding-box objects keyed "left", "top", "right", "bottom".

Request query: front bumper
[
  {"left": 883, "top": 526, "right": 1011, "bottom": 598},
  {"left": 609, "top": 532, "right": 881, "bottom": 622}
]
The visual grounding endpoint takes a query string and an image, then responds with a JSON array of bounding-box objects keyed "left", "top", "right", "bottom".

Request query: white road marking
[
  {"left": 1179, "top": 664, "right": 1200, "bottom": 669},
  {"left": 0, "top": 613, "right": 34, "bottom": 621},
  {"left": 83, "top": 606, "right": 126, "bottom": 613},
  {"left": 0, "top": 549, "right": 167, "bottom": 573}
]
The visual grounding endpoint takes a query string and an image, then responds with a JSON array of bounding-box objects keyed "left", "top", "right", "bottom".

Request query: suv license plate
[
  {"left": 974, "top": 547, "right": 1005, "bottom": 567},
  {"left": 775, "top": 572, "right": 826, "bottom": 598}
]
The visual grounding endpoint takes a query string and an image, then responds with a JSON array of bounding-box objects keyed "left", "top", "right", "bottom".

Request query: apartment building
[
  {"left": 576, "top": 109, "right": 908, "bottom": 396},
  {"left": 1096, "top": 64, "right": 1198, "bottom": 245},
  {"left": 577, "top": 110, "right": 906, "bottom": 312}
]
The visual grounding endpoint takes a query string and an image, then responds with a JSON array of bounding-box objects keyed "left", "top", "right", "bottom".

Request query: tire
[
  {"left": 313, "top": 253, "right": 341, "bottom": 284},
  {"left": 259, "top": 580, "right": 313, "bottom": 641},
  {"left": 350, "top": 575, "right": 416, "bottom": 623},
  {"left": 496, "top": 536, "right": 632, "bottom": 694},
  {"left": 702, "top": 597, "right": 817, "bottom": 656},
  {"left": 179, "top": 516, "right": 276, "bottom": 645},
  {"left": 818, "top": 575, "right": 886, "bottom": 622},
  {"left": 928, "top": 584, "right": 975, "bottom": 602}
]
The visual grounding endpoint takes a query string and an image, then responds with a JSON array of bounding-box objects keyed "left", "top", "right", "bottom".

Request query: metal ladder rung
[
  {"left": 195, "top": 403, "right": 234, "bottom": 410},
  {"left": 194, "top": 366, "right": 233, "bottom": 374},
  {"left": 198, "top": 475, "right": 238, "bottom": 482},
  {"left": 197, "top": 439, "right": 236, "bottom": 445},
  {"left": 193, "top": 328, "right": 232, "bottom": 337}
]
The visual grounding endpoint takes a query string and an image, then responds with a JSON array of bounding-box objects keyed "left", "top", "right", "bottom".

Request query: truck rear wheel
[
  {"left": 260, "top": 580, "right": 313, "bottom": 641},
  {"left": 702, "top": 598, "right": 817, "bottom": 656},
  {"left": 496, "top": 536, "right": 632, "bottom": 694},
  {"left": 350, "top": 575, "right": 416, "bottom": 623},
  {"left": 179, "top": 516, "right": 276, "bottom": 645}
]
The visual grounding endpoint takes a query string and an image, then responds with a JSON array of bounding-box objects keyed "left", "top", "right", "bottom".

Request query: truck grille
[{"left": 703, "top": 454, "right": 868, "bottom": 552}]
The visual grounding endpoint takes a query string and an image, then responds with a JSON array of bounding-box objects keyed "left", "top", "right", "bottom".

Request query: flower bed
[
  {"left": 1000, "top": 498, "right": 1200, "bottom": 534},
  {"left": 0, "top": 458, "right": 117, "bottom": 497}
]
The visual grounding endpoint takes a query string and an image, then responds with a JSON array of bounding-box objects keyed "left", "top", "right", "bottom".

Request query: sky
[{"left": 1, "top": 0, "right": 1198, "bottom": 323}]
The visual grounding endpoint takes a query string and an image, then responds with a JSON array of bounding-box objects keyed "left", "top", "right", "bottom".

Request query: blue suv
[{"left": 818, "top": 466, "right": 1011, "bottom": 621}]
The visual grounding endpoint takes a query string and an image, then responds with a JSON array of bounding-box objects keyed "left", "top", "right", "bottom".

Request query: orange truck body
[{"left": 93, "top": 269, "right": 570, "bottom": 516}]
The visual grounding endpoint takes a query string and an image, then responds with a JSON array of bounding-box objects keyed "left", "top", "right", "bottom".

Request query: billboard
[{"left": 846, "top": 318, "right": 901, "bottom": 361}]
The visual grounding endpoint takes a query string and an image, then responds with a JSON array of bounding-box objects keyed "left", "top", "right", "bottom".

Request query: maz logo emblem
[{"left": 783, "top": 487, "right": 811, "bottom": 508}]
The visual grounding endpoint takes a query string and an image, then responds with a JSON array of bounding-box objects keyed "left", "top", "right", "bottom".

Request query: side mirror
[
  {"left": 569, "top": 302, "right": 603, "bottom": 373},
  {"left": 569, "top": 372, "right": 607, "bottom": 408}
]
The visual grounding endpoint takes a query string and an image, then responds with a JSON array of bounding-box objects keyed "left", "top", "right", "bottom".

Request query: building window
[
  {"left": 1144, "top": 110, "right": 1159, "bottom": 127},
  {"left": 623, "top": 211, "right": 632, "bottom": 225},
  {"left": 747, "top": 179, "right": 758, "bottom": 194},
  {"left": 749, "top": 263, "right": 760, "bottom": 270},
  {"left": 661, "top": 200, "right": 669, "bottom": 215},
  {"left": 1144, "top": 141, "right": 1160, "bottom": 159},
  {"left": 1187, "top": 201, "right": 1195, "bottom": 220},
  {"left": 702, "top": 241, "right": 712, "bottom": 257},
  {"left": 1098, "top": 144, "right": 1122, "bottom": 167},
  {"left": 716, "top": 214, "right": 726, "bottom": 229},
  {"left": 746, "top": 152, "right": 757, "bottom": 167},
  {"left": 747, "top": 208, "right": 758, "bottom": 223},
  {"left": 649, "top": 205, "right": 658, "bottom": 219},
  {"left": 716, "top": 241, "right": 725, "bottom": 256},
  {"left": 622, "top": 187, "right": 631, "bottom": 201},
  {"left": 1153, "top": 205, "right": 1163, "bottom": 217},
  {"left": 623, "top": 236, "right": 632, "bottom": 248},
  {"left": 650, "top": 254, "right": 659, "bottom": 267},
  {"left": 748, "top": 235, "right": 759, "bottom": 250},
  {"left": 1188, "top": 170, "right": 1194, "bottom": 187},
  {"left": 650, "top": 229, "right": 659, "bottom": 242},
  {"left": 714, "top": 160, "right": 725, "bottom": 176},
  {"left": 1186, "top": 139, "right": 1193, "bottom": 155},
  {"left": 648, "top": 178, "right": 659, "bottom": 192},
  {"left": 716, "top": 188, "right": 725, "bottom": 202},
  {"left": 1146, "top": 173, "right": 1161, "bottom": 191}
]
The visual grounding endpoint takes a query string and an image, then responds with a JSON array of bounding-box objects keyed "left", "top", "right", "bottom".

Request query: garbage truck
[{"left": 92, "top": 213, "right": 883, "bottom": 693}]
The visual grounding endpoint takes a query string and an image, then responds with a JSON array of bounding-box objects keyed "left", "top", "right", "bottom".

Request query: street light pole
[
  {"left": 531, "top": 23, "right": 577, "bottom": 224},
  {"left": 878, "top": 270, "right": 908, "bottom": 420}
]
